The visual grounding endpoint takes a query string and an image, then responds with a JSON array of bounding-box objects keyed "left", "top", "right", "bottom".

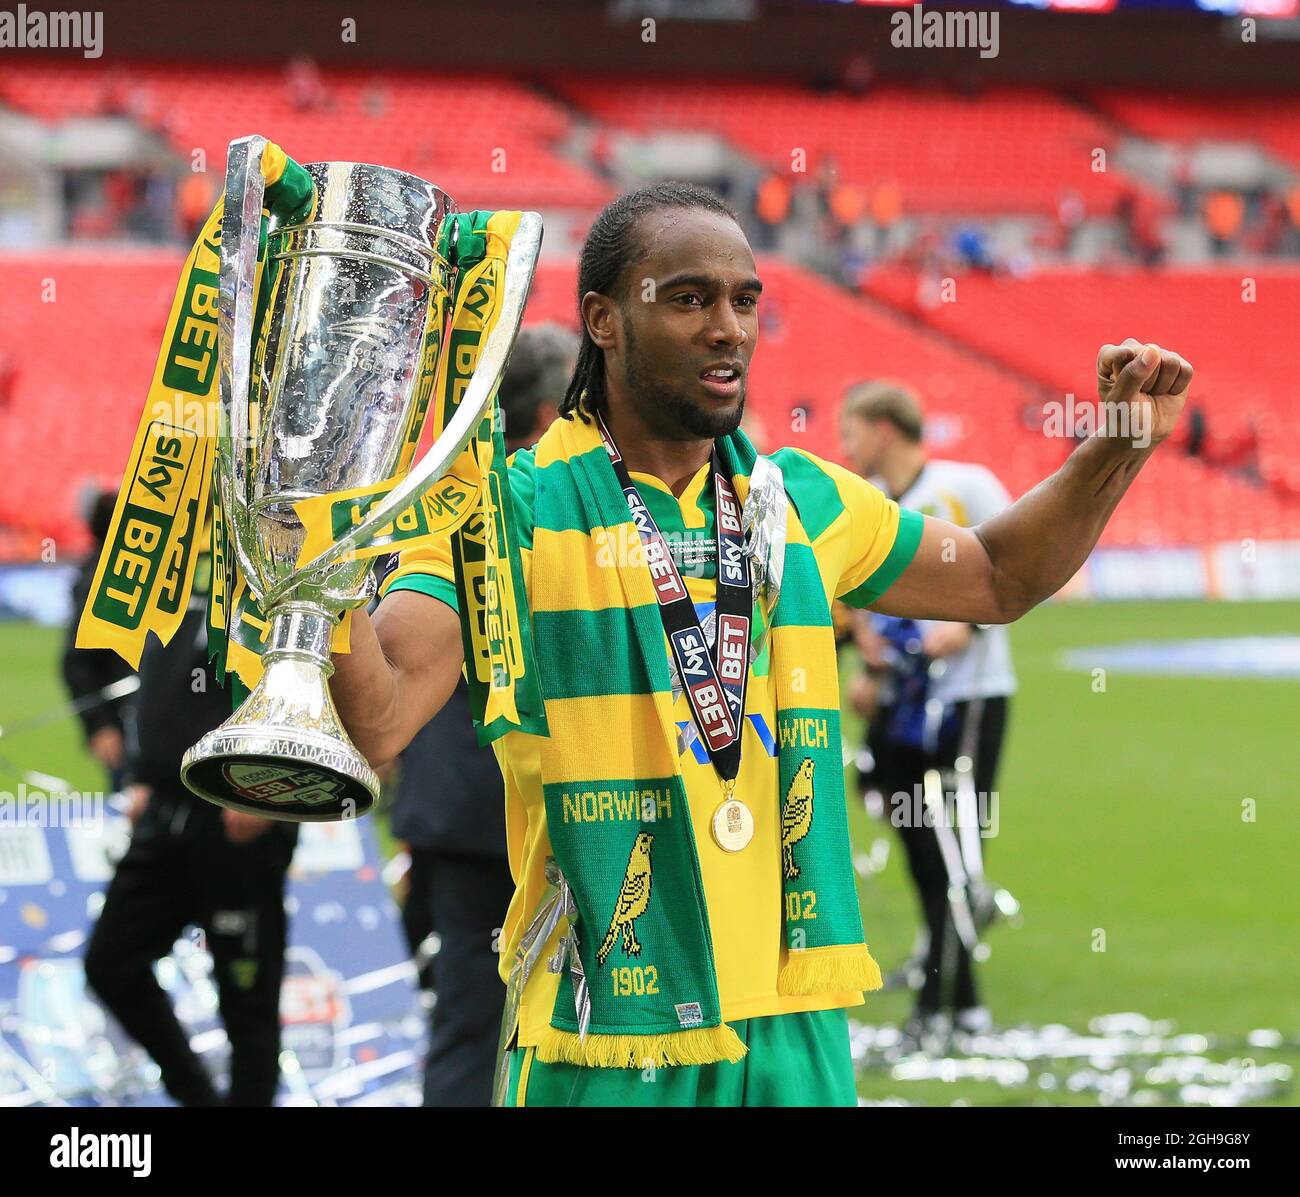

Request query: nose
[{"left": 705, "top": 299, "right": 748, "bottom": 349}]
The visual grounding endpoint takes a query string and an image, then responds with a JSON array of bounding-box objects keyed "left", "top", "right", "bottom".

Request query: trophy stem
[
  {"left": 264, "top": 600, "right": 337, "bottom": 675},
  {"left": 180, "top": 603, "right": 379, "bottom": 821}
]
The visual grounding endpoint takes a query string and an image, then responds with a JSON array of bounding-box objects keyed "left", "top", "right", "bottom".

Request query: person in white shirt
[{"left": 840, "top": 380, "right": 1016, "bottom": 1039}]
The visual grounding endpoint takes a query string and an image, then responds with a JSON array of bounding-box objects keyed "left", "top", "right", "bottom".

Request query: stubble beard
[{"left": 622, "top": 316, "right": 746, "bottom": 442}]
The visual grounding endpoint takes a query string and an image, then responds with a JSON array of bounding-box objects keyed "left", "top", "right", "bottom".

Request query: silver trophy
[{"left": 180, "top": 134, "right": 541, "bottom": 821}]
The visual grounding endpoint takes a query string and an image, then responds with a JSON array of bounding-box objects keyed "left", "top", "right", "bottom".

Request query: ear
[{"left": 581, "top": 290, "right": 619, "bottom": 353}]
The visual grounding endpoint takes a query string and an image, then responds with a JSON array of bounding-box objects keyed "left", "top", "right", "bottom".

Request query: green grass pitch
[{"left": 841, "top": 599, "right": 1300, "bottom": 1105}]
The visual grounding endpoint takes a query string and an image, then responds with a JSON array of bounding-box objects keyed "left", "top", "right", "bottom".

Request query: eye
[
  {"left": 735, "top": 295, "right": 758, "bottom": 310},
  {"left": 674, "top": 292, "right": 703, "bottom": 307}
]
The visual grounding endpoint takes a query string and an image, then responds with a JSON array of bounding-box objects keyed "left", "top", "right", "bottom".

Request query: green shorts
[{"left": 504, "top": 1008, "right": 856, "bottom": 1107}]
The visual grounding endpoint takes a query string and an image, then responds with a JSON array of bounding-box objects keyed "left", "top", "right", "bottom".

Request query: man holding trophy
[
  {"left": 79, "top": 139, "right": 1192, "bottom": 1107},
  {"left": 335, "top": 184, "right": 1192, "bottom": 1105}
]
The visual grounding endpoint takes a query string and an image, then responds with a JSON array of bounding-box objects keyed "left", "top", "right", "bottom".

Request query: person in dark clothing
[
  {"left": 862, "top": 677, "right": 1008, "bottom": 1021},
  {"left": 388, "top": 323, "right": 576, "bottom": 1107},
  {"left": 61, "top": 490, "right": 135, "bottom": 790},
  {"left": 390, "top": 679, "right": 517, "bottom": 1107},
  {"left": 82, "top": 545, "right": 297, "bottom": 1107}
]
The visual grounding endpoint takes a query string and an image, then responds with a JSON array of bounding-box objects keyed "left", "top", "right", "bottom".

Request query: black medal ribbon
[{"left": 597, "top": 415, "right": 753, "bottom": 784}]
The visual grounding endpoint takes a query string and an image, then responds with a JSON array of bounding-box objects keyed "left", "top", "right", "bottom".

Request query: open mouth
[{"left": 699, "top": 364, "right": 743, "bottom": 399}]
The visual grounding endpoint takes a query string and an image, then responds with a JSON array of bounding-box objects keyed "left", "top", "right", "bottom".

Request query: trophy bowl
[{"left": 180, "top": 135, "right": 540, "bottom": 821}]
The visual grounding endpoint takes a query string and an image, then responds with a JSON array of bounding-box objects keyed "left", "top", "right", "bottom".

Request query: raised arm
[
  {"left": 329, "top": 590, "right": 465, "bottom": 771},
  {"left": 872, "top": 340, "right": 1193, "bottom": 625}
]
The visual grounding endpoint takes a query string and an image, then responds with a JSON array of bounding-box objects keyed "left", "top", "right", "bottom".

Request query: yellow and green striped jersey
[{"left": 381, "top": 433, "right": 922, "bottom": 1042}]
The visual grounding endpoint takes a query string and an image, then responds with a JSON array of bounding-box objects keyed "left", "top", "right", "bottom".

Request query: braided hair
[{"left": 558, "top": 182, "right": 740, "bottom": 424}]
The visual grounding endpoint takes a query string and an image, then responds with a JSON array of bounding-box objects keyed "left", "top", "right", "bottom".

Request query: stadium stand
[
  {"left": 861, "top": 264, "right": 1300, "bottom": 520},
  {"left": 553, "top": 79, "right": 1157, "bottom": 217},
  {"left": 0, "top": 253, "right": 178, "bottom": 558},
  {"left": 0, "top": 251, "right": 1044, "bottom": 554},
  {"left": 10, "top": 249, "right": 1295, "bottom": 559},
  {"left": 1090, "top": 90, "right": 1300, "bottom": 172},
  {"left": 1, "top": 64, "right": 1296, "bottom": 558},
  {"left": 0, "top": 62, "right": 612, "bottom": 210}
]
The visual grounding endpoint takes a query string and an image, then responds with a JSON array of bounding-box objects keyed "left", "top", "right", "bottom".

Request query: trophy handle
[
  {"left": 264, "top": 210, "right": 544, "bottom": 604},
  {"left": 218, "top": 133, "right": 275, "bottom": 598}
]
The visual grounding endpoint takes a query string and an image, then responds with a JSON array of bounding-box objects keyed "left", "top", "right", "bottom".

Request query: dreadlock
[{"left": 559, "top": 181, "right": 740, "bottom": 424}]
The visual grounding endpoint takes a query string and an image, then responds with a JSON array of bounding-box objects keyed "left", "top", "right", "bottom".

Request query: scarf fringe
[
  {"left": 536, "top": 1024, "right": 748, "bottom": 1069},
  {"left": 779, "top": 944, "right": 883, "bottom": 996}
]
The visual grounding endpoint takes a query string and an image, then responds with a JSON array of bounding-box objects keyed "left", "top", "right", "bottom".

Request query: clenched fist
[{"left": 1096, "top": 339, "right": 1193, "bottom": 449}]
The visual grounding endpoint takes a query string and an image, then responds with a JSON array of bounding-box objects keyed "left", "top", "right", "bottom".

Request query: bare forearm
[
  {"left": 330, "top": 608, "right": 401, "bottom": 767},
  {"left": 329, "top": 592, "right": 465, "bottom": 770},
  {"left": 978, "top": 435, "right": 1154, "bottom": 620},
  {"left": 873, "top": 341, "right": 1191, "bottom": 627}
]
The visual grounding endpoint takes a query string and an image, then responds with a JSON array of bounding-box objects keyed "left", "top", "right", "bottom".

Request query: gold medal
[{"left": 710, "top": 796, "right": 754, "bottom": 853}]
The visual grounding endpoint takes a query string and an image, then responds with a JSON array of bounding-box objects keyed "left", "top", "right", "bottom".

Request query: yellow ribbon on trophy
[
  {"left": 291, "top": 457, "right": 483, "bottom": 568},
  {"left": 75, "top": 143, "right": 314, "bottom": 674},
  {"left": 441, "top": 211, "right": 537, "bottom": 739}
]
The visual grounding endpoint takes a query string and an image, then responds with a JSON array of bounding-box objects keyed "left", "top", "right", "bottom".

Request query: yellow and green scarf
[{"left": 529, "top": 414, "right": 881, "bottom": 1069}]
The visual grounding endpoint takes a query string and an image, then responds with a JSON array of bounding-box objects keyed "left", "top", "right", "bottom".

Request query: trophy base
[
  {"left": 182, "top": 728, "right": 379, "bottom": 823},
  {"left": 180, "top": 604, "right": 379, "bottom": 822}
]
